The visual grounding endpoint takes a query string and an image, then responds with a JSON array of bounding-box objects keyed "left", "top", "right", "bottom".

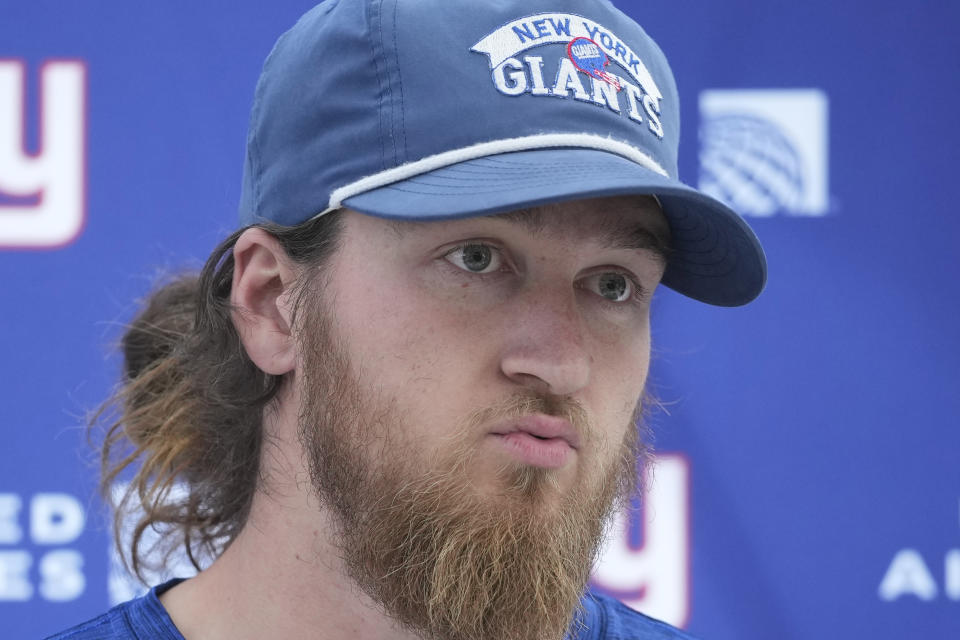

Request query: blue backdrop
[{"left": 2, "top": 1, "right": 958, "bottom": 638}]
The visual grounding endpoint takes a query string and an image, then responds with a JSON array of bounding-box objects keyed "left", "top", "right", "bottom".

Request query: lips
[
  {"left": 492, "top": 414, "right": 581, "bottom": 449},
  {"left": 489, "top": 414, "right": 580, "bottom": 469}
]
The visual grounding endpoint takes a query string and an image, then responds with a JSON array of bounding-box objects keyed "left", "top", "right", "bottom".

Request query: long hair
[{"left": 92, "top": 212, "right": 343, "bottom": 581}]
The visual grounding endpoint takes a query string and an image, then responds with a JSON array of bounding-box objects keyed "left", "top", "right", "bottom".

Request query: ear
[{"left": 231, "top": 228, "right": 299, "bottom": 376}]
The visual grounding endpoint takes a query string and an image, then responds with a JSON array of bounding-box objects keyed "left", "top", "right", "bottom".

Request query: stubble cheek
[
  {"left": 335, "top": 294, "right": 488, "bottom": 453},
  {"left": 588, "top": 331, "right": 651, "bottom": 447}
]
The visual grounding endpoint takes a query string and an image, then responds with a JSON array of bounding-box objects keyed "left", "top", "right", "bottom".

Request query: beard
[{"left": 297, "top": 302, "right": 649, "bottom": 640}]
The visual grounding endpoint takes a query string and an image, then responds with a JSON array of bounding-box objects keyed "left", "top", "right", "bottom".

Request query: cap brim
[{"left": 343, "top": 148, "right": 766, "bottom": 306}]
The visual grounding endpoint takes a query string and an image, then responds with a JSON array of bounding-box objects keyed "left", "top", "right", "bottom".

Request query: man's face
[{"left": 295, "top": 195, "right": 668, "bottom": 640}]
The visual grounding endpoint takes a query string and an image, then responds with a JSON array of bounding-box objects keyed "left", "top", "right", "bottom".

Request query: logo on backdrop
[
  {"left": 591, "top": 454, "right": 691, "bottom": 627},
  {"left": 0, "top": 493, "right": 86, "bottom": 602},
  {"left": 0, "top": 59, "right": 86, "bottom": 249},
  {"left": 471, "top": 14, "right": 665, "bottom": 139},
  {"left": 877, "top": 498, "right": 960, "bottom": 603},
  {"left": 698, "top": 89, "right": 830, "bottom": 217}
]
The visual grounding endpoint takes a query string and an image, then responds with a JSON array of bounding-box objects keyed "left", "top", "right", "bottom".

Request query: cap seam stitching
[
  {"left": 391, "top": 0, "right": 408, "bottom": 161},
  {"left": 370, "top": 0, "right": 389, "bottom": 171},
  {"left": 248, "top": 30, "right": 290, "bottom": 216},
  {"left": 376, "top": 0, "right": 396, "bottom": 166}
]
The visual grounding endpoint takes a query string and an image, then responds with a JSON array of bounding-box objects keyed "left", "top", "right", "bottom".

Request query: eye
[
  {"left": 582, "top": 272, "right": 635, "bottom": 302},
  {"left": 444, "top": 243, "right": 504, "bottom": 274}
]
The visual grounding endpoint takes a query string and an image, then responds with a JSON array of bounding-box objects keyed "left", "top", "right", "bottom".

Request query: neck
[{"left": 158, "top": 412, "right": 418, "bottom": 640}]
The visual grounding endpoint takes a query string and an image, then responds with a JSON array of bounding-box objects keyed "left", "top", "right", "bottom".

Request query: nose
[{"left": 498, "top": 288, "right": 591, "bottom": 397}]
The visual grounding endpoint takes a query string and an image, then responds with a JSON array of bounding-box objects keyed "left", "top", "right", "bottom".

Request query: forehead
[
  {"left": 373, "top": 195, "right": 670, "bottom": 259},
  {"left": 495, "top": 195, "right": 668, "bottom": 250}
]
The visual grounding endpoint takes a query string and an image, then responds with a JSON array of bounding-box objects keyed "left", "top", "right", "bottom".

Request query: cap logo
[
  {"left": 567, "top": 37, "right": 621, "bottom": 90},
  {"left": 471, "top": 13, "right": 665, "bottom": 139}
]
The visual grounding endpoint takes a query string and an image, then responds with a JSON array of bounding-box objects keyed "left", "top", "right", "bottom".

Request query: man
[{"left": 51, "top": 0, "right": 765, "bottom": 638}]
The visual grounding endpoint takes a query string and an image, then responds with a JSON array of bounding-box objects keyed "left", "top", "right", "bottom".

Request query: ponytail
[{"left": 93, "top": 212, "right": 342, "bottom": 581}]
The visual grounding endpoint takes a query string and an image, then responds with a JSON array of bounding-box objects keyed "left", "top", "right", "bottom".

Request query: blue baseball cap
[{"left": 239, "top": 0, "right": 767, "bottom": 306}]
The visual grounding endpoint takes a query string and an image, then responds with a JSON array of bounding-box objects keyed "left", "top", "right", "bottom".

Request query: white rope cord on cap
[{"left": 319, "top": 133, "right": 670, "bottom": 216}]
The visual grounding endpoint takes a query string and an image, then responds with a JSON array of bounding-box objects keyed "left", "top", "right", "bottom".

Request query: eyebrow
[{"left": 493, "top": 207, "right": 671, "bottom": 265}]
